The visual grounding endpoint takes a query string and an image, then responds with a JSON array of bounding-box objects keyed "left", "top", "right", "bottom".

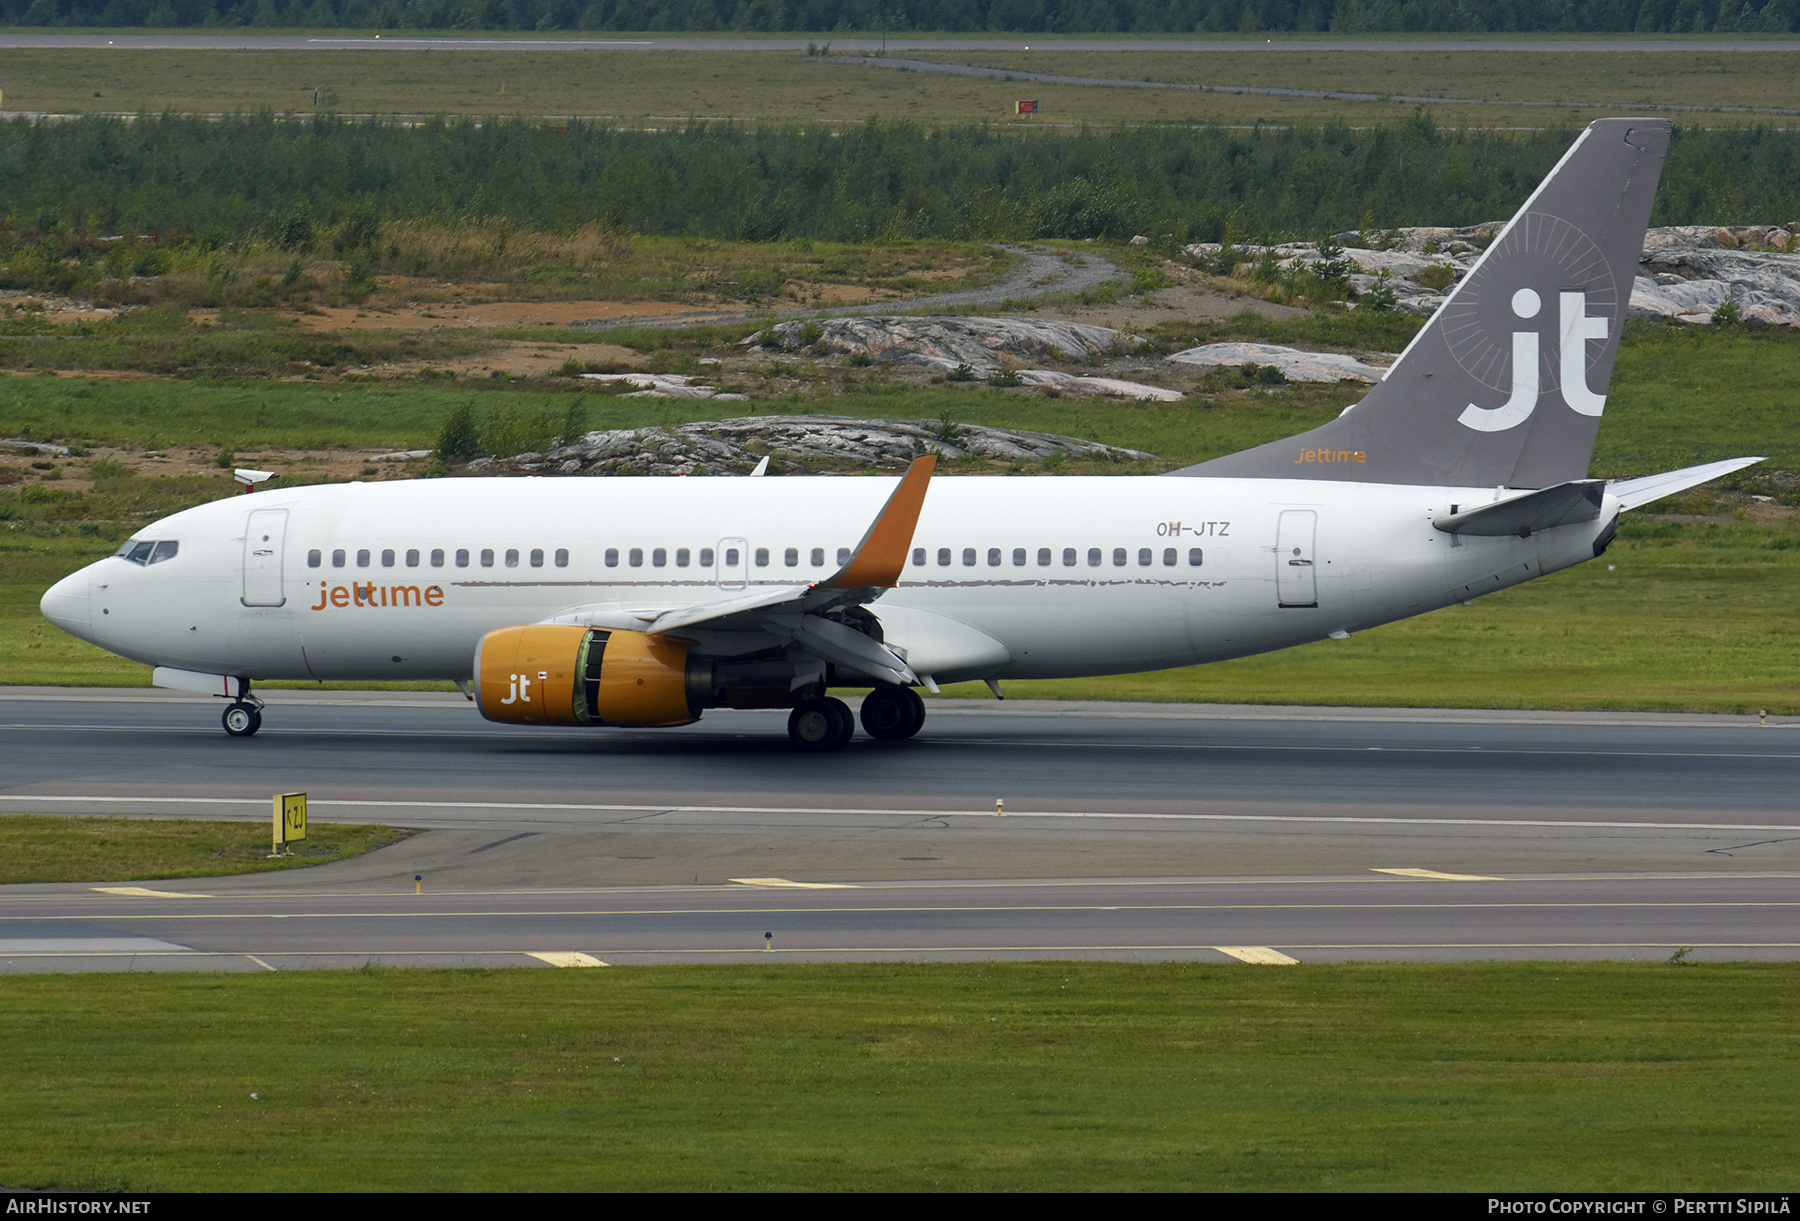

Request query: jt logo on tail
[{"left": 1457, "top": 289, "right": 1611, "bottom": 433}]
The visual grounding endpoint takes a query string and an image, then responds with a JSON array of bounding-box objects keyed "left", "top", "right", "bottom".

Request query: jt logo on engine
[
  {"left": 501, "top": 674, "right": 533, "bottom": 705},
  {"left": 1458, "top": 289, "right": 1609, "bottom": 433}
]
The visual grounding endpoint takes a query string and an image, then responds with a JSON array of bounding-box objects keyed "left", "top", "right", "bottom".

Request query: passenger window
[
  {"left": 1113, "top": 548, "right": 1126, "bottom": 567},
  {"left": 837, "top": 547, "right": 850, "bottom": 566},
  {"left": 382, "top": 549, "right": 396, "bottom": 568},
  {"left": 406, "top": 549, "right": 421, "bottom": 567},
  {"left": 814, "top": 548, "right": 827, "bottom": 567},
  {"left": 987, "top": 548, "right": 1001, "bottom": 567},
  {"left": 505, "top": 549, "right": 520, "bottom": 568},
  {"left": 357, "top": 549, "right": 372, "bottom": 568},
  {"left": 1189, "top": 548, "right": 1204, "bottom": 566},
  {"left": 480, "top": 549, "right": 494, "bottom": 568},
  {"left": 431, "top": 549, "right": 445, "bottom": 568},
  {"left": 784, "top": 547, "right": 799, "bottom": 567},
  {"left": 149, "top": 541, "right": 179, "bottom": 565},
  {"left": 1088, "top": 548, "right": 1102, "bottom": 567},
  {"left": 755, "top": 548, "right": 770, "bottom": 567},
  {"left": 1012, "top": 548, "right": 1026, "bottom": 566},
  {"left": 651, "top": 548, "right": 666, "bottom": 568},
  {"left": 1138, "top": 548, "right": 1152, "bottom": 567},
  {"left": 674, "top": 549, "right": 688, "bottom": 568},
  {"left": 454, "top": 549, "right": 468, "bottom": 568},
  {"left": 555, "top": 548, "right": 569, "bottom": 568},
  {"left": 333, "top": 549, "right": 347, "bottom": 568},
  {"left": 531, "top": 549, "right": 545, "bottom": 568},
  {"left": 937, "top": 548, "right": 951, "bottom": 566},
  {"left": 1037, "top": 548, "right": 1051, "bottom": 567},
  {"left": 628, "top": 548, "right": 643, "bottom": 568},
  {"left": 1062, "top": 548, "right": 1076, "bottom": 567},
  {"left": 911, "top": 547, "right": 925, "bottom": 566},
  {"left": 1163, "top": 548, "right": 1177, "bottom": 566},
  {"left": 700, "top": 548, "right": 715, "bottom": 566},
  {"left": 605, "top": 548, "right": 618, "bottom": 568},
  {"left": 307, "top": 549, "right": 321, "bottom": 568},
  {"left": 962, "top": 548, "right": 976, "bottom": 567},
  {"left": 723, "top": 548, "right": 739, "bottom": 566}
]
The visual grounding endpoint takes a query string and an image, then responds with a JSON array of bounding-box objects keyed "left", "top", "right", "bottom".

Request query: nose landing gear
[{"left": 221, "top": 689, "right": 265, "bottom": 738}]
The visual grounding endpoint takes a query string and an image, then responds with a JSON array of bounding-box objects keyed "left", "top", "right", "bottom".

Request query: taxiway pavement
[{"left": 2, "top": 689, "right": 1795, "bottom": 969}]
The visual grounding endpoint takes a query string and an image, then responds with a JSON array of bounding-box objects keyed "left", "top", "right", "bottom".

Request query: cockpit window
[{"left": 115, "top": 540, "right": 178, "bottom": 566}]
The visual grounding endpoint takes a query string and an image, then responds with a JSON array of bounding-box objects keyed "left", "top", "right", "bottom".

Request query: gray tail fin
[{"left": 1173, "top": 118, "right": 1670, "bottom": 490}]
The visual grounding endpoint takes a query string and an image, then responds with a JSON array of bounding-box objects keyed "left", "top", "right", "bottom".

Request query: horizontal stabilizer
[
  {"left": 1434, "top": 480, "right": 1606, "bottom": 537},
  {"left": 1608, "top": 457, "right": 1766, "bottom": 511}
]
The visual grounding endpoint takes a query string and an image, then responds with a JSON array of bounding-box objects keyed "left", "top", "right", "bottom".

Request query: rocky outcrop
[
  {"left": 1166, "top": 342, "right": 1388, "bottom": 383},
  {"left": 1184, "top": 223, "right": 1800, "bottom": 326},
  {"left": 580, "top": 372, "right": 749, "bottom": 400},
  {"left": 747, "top": 315, "right": 1138, "bottom": 373},
  {"left": 468, "top": 415, "right": 1158, "bottom": 477},
  {"left": 1013, "top": 370, "right": 1184, "bottom": 401},
  {"left": 1630, "top": 246, "right": 1800, "bottom": 328}
]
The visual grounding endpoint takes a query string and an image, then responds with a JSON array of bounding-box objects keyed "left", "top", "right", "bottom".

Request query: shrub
[{"left": 434, "top": 403, "right": 482, "bottom": 462}]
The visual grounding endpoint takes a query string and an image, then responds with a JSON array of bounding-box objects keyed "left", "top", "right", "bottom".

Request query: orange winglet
[{"left": 824, "top": 455, "right": 937, "bottom": 590}]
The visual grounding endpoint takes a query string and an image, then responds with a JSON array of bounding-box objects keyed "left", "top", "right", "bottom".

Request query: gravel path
[{"left": 593, "top": 243, "right": 1132, "bottom": 331}]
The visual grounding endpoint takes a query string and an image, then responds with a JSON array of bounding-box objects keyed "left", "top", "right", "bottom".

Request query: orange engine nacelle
[{"left": 474, "top": 625, "right": 707, "bottom": 727}]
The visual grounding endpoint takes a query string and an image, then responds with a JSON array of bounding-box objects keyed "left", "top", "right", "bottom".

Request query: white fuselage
[{"left": 41, "top": 474, "right": 1615, "bottom": 688}]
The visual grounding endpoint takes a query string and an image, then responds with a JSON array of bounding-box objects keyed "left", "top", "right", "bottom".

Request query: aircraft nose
[{"left": 40, "top": 568, "right": 93, "bottom": 638}]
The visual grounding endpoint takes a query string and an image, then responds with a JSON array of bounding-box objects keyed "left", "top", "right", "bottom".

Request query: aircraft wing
[{"left": 537, "top": 456, "right": 936, "bottom": 687}]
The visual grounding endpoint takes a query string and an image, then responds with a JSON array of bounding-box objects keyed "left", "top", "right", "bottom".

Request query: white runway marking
[
  {"left": 1372, "top": 868, "right": 1501, "bottom": 881},
  {"left": 91, "top": 886, "right": 213, "bottom": 898},
  {"left": 730, "top": 878, "right": 860, "bottom": 889},
  {"left": 1215, "top": 946, "right": 1302, "bottom": 964},
  {"left": 526, "top": 951, "right": 608, "bottom": 967}
]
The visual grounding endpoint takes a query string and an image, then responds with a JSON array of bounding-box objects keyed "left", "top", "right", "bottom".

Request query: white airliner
[{"left": 39, "top": 117, "right": 1759, "bottom": 750}]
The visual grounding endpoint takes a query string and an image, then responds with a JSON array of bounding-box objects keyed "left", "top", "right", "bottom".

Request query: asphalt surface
[
  {"left": 830, "top": 53, "right": 1800, "bottom": 115},
  {"left": 3, "top": 689, "right": 1796, "bottom": 969}
]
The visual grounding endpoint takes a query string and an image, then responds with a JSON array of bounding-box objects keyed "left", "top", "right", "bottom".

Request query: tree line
[
  {"left": 1, "top": 113, "right": 1794, "bottom": 254},
  {"left": 7, "top": 0, "right": 1798, "bottom": 32}
]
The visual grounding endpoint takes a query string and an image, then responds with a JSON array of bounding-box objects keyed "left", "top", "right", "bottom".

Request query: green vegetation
[
  {"left": 0, "top": 218, "right": 1006, "bottom": 314},
  {"left": 12, "top": 0, "right": 1800, "bottom": 34},
  {"left": 2, "top": 962, "right": 1795, "bottom": 1190},
  {"left": 2, "top": 116, "right": 1795, "bottom": 264},
  {"left": 0, "top": 815, "right": 413, "bottom": 884},
  {"left": 0, "top": 318, "right": 1789, "bottom": 466}
]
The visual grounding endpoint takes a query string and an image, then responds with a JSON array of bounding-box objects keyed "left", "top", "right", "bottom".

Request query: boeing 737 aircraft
[{"left": 38, "top": 117, "right": 1760, "bottom": 750}]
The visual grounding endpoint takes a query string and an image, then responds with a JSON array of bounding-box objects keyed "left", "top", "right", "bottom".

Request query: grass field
[
  {"left": 7, "top": 45, "right": 1798, "bottom": 128},
  {"left": 2, "top": 962, "right": 1795, "bottom": 1191},
  {"left": 0, "top": 815, "right": 413, "bottom": 884},
  {"left": 0, "top": 321, "right": 1791, "bottom": 466}
]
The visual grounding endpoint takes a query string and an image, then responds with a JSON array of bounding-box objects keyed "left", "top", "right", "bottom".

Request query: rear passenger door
[{"left": 1275, "top": 510, "right": 1318, "bottom": 608}]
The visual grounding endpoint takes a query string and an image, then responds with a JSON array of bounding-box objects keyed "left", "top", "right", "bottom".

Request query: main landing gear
[
  {"left": 859, "top": 683, "right": 926, "bottom": 741},
  {"left": 786, "top": 684, "right": 927, "bottom": 752}
]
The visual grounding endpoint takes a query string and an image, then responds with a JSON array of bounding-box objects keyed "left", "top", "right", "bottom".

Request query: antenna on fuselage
[{"left": 234, "top": 468, "right": 276, "bottom": 495}]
